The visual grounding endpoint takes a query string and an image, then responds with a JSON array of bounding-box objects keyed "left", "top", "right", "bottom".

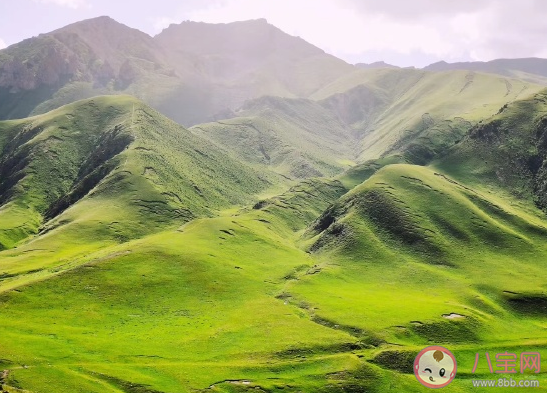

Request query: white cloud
[
  {"left": 0, "top": 38, "right": 6, "bottom": 50},
  {"left": 34, "top": 0, "right": 88, "bottom": 9},
  {"left": 152, "top": 17, "right": 181, "bottom": 33}
]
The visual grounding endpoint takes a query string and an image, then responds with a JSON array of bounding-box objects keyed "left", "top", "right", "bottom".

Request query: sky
[{"left": 0, "top": 0, "right": 545, "bottom": 67}]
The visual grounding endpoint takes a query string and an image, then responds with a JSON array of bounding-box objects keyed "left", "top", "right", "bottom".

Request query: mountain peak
[
  {"left": 52, "top": 15, "right": 127, "bottom": 32},
  {"left": 154, "top": 18, "right": 327, "bottom": 59},
  {"left": 50, "top": 15, "right": 152, "bottom": 40},
  {"left": 355, "top": 61, "right": 400, "bottom": 69},
  {"left": 425, "top": 60, "right": 449, "bottom": 67},
  {"left": 156, "top": 17, "right": 279, "bottom": 41}
]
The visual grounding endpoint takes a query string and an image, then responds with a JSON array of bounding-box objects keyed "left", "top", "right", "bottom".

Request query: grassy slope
[
  {"left": 2, "top": 76, "right": 547, "bottom": 393},
  {"left": 363, "top": 70, "right": 540, "bottom": 160},
  {"left": 294, "top": 164, "right": 547, "bottom": 390},
  {"left": 312, "top": 68, "right": 545, "bottom": 164},
  {"left": 192, "top": 68, "right": 544, "bottom": 185},
  {"left": 0, "top": 176, "right": 364, "bottom": 393},
  {"left": 424, "top": 58, "right": 547, "bottom": 86},
  {"left": 434, "top": 89, "right": 547, "bottom": 204},
  {"left": 0, "top": 214, "right": 354, "bottom": 392},
  {"left": 0, "top": 96, "right": 273, "bottom": 289},
  {"left": 204, "top": 68, "right": 543, "bottom": 179},
  {"left": 191, "top": 96, "right": 356, "bottom": 179},
  {"left": 2, "top": 161, "right": 547, "bottom": 392}
]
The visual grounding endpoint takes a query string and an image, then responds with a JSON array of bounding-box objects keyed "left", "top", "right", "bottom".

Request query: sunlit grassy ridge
[
  {"left": 436, "top": 89, "right": 547, "bottom": 205},
  {"left": 301, "top": 165, "right": 547, "bottom": 335},
  {"left": 0, "top": 96, "right": 274, "bottom": 289},
  {"left": 311, "top": 68, "right": 545, "bottom": 163}
]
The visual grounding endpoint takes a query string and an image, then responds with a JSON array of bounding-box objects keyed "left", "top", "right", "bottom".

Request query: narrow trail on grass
[{"left": 277, "top": 261, "right": 377, "bottom": 346}]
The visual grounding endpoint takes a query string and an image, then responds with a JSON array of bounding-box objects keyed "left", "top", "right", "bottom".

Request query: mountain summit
[{"left": 0, "top": 17, "right": 352, "bottom": 125}]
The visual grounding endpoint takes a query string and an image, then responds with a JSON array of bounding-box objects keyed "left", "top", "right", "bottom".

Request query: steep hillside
[
  {"left": 0, "top": 95, "right": 272, "bottom": 289},
  {"left": 191, "top": 96, "right": 356, "bottom": 179},
  {"left": 0, "top": 17, "right": 353, "bottom": 126},
  {"left": 312, "top": 68, "right": 543, "bottom": 163},
  {"left": 435, "top": 88, "right": 547, "bottom": 208},
  {"left": 0, "top": 17, "right": 179, "bottom": 120}
]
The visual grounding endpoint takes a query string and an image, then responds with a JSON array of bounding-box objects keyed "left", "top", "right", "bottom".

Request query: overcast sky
[{"left": 0, "top": 0, "right": 544, "bottom": 67}]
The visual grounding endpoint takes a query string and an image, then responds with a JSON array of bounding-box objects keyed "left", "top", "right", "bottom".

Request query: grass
[
  {"left": 290, "top": 164, "right": 547, "bottom": 389},
  {"left": 2, "top": 83, "right": 547, "bottom": 391},
  {"left": 299, "top": 165, "right": 547, "bottom": 336},
  {"left": 190, "top": 69, "right": 546, "bottom": 186},
  {"left": 0, "top": 96, "right": 274, "bottom": 288},
  {"left": 191, "top": 96, "right": 356, "bottom": 180},
  {"left": 434, "top": 89, "right": 547, "bottom": 204},
  {"left": 311, "top": 67, "right": 545, "bottom": 163},
  {"left": 2, "top": 157, "right": 547, "bottom": 391},
  {"left": 0, "top": 213, "right": 357, "bottom": 392}
]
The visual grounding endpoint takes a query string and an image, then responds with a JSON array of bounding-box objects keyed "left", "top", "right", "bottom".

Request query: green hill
[
  {"left": 0, "top": 95, "right": 273, "bottom": 290},
  {"left": 191, "top": 96, "right": 356, "bottom": 179},
  {"left": 192, "top": 69, "right": 543, "bottom": 182},
  {"left": 312, "top": 68, "right": 544, "bottom": 163},
  {"left": 435, "top": 88, "right": 547, "bottom": 207},
  {"left": 290, "top": 164, "right": 547, "bottom": 390},
  {"left": 2, "top": 159, "right": 547, "bottom": 392}
]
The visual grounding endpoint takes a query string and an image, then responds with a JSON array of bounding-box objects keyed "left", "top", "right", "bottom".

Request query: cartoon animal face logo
[{"left": 414, "top": 346, "right": 457, "bottom": 388}]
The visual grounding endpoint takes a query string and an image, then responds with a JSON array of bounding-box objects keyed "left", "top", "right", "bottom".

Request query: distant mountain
[
  {"left": 156, "top": 19, "right": 351, "bottom": 95},
  {"left": 0, "top": 16, "right": 180, "bottom": 120},
  {"left": 424, "top": 58, "right": 547, "bottom": 85},
  {"left": 355, "top": 61, "right": 399, "bottom": 69},
  {"left": 0, "top": 17, "right": 353, "bottom": 125}
]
